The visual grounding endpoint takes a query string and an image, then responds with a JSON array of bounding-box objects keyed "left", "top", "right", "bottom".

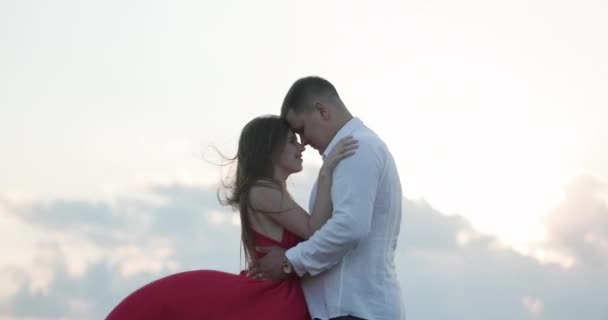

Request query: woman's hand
[{"left": 320, "top": 136, "right": 358, "bottom": 175}]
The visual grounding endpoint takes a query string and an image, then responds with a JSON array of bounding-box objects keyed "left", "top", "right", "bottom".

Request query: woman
[{"left": 106, "top": 115, "right": 357, "bottom": 319}]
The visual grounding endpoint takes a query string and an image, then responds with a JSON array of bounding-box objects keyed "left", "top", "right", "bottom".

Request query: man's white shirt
[{"left": 286, "top": 118, "right": 406, "bottom": 320}]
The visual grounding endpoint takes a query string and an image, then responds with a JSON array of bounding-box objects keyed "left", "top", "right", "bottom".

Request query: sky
[{"left": 1, "top": 0, "right": 607, "bottom": 319}]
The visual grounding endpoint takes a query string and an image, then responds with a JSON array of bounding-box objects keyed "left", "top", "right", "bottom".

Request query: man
[{"left": 250, "top": 76, "right": 406, "bottom": 320}]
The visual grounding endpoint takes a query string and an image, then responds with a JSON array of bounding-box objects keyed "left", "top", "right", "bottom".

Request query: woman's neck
[{"left": 273, "top": 168, "right": 288, "bottom": 188}]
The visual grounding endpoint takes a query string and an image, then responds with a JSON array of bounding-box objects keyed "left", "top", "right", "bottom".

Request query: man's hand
[{"left": 247, "top": 246, "right": 289, "bottom": 281}]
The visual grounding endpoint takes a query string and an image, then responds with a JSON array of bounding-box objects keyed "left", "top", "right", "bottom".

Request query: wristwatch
[{"left": 281, "top": 258, "right": 293, "bottom": 274}]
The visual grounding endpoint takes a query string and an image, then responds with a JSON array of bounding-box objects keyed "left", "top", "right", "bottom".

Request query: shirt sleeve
[{"left": 286, "top": 137, "right": 382, "bottom": 276}]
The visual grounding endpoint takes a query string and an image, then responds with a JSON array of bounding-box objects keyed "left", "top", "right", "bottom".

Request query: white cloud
[
  {"left": 541, "top": 176, "right": 608, "bottom": 267},
  {"left": 521, "top": 295, "right": 544, "bottom": 318},
  {"left": 0, "top": 268, "right": 22, "bottom": 301},
  {"left": 0, "top": 175, "right": 606, "bottom": 319},
  {"left": 107, "top": 239, "right": 178, "bottom": 279}
]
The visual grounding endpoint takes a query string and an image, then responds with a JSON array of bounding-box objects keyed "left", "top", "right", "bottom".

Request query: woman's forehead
[{"left": 287, "top": 130, "right": 302, "bottom": 143}]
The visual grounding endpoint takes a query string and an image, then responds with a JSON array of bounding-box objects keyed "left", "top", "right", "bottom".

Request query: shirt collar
[{"left": 322, "top": 117, "right": 363, "bottom": 160}]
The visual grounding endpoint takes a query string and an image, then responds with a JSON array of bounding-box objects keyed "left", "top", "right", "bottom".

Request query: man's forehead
[{"left": 285, "top": 110, "right": 304, "bottom": 127}]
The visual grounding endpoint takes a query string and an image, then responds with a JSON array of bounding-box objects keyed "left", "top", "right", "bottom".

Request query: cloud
[
  {"left": 1, "top": 183, "right": 242, "bottom": 319},
  {"left": 397, "top": 176, "right": 608, "bottom": 320},
  {"left": 0, "top": 177, "right": 607, "bottom": 319},
  {"left": 521, "top": 295, "right": 544, "bottom": 318},
  {"left": 543, "top": 176, "right": 608, "bottom": 267}
]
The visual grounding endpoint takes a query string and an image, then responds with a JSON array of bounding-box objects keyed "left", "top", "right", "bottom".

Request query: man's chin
[{"left": 309, "top": 145, "right": 324, "bottom": 156}]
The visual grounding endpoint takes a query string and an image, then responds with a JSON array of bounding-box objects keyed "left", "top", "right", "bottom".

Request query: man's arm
[{"left": 286, "top": 139, "right": 382, "bottom": 277}]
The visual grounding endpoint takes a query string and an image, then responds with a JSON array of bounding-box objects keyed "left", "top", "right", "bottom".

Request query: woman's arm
[
  {"left": 306, "top": 169, "right": 332, "bottom": 233},
  {"left": 249, "top": 136, "right": 357, "bottom": 239}
]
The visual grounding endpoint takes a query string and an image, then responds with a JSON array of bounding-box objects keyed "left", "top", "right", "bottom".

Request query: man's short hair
[{"left": 280, "top": 76, "right": 341, "bottom": 118}]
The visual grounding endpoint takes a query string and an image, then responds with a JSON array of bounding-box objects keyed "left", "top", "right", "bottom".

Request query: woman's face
[{"left": 276, "top": 131, "right": 305, "bottom": 174}]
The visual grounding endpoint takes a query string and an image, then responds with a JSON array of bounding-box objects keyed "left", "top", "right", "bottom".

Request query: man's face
[{"left": 285, "top": 109, "right": 328, "bottom": 155}]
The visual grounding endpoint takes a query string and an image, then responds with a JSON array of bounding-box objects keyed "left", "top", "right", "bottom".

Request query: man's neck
[{"left": 328, "top": 114, "right": 354, "bottom": 142}]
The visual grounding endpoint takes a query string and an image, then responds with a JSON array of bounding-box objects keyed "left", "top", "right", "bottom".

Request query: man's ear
[{"left": 314, "top": 102, "right": 330, "bottom": 121}]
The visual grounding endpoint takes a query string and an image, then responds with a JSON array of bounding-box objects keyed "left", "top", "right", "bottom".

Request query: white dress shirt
[{"left": 286, "top": 118, "right": 406, "bottom": 320}]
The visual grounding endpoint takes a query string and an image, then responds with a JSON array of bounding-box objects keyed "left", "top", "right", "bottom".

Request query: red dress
[{"left": 106, "top": 230, "right": 309, "bottom": 320}]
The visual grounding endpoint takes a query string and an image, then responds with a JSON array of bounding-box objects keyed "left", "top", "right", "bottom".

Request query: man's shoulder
[{"left": 353, "top": 125, "right": 389, "bottom": 154}]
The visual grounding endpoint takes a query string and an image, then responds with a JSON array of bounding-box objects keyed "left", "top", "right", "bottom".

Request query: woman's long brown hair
[{"left": 219, "top": 115, "right": 291, "bottom": 264}]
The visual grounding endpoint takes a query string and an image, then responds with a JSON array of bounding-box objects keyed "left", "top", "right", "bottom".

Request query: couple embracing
[{"left": 107, "top": 76, "right": 406, "bottom": 320}]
